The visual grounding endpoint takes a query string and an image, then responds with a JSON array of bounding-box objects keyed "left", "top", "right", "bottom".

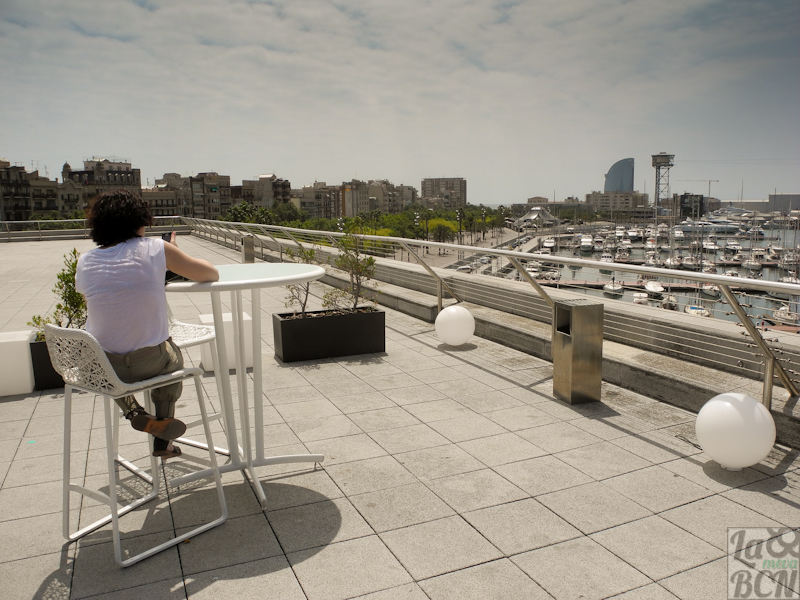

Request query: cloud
[{"left": 1, "top": 0, "right": 797, "bottom": 200}]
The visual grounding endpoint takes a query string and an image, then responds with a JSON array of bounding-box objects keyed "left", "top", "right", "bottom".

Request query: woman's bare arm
[{"left": 164, "top": 240, "right": 219, "bottom": 282}]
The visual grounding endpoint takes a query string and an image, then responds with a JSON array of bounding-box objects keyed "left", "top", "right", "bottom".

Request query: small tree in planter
[
  {"left": 28, "top": 248, "right": 87, "bottom": 339},
  {"left": 273, "top": 231, "right": 385, "bottom": 362},
  {"left": 321, "top": 232, "right": 378, "bottom": 313},
  {"left": 283, "top": 245, "right": 322, "bottom": 318},
  {"left": 27, "top": 248, "right": 86, "bottom": 389}
]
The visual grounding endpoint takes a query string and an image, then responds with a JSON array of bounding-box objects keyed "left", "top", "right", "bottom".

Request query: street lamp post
[{"left": 456, "top": 210, "right": 463, "bottom": 260}]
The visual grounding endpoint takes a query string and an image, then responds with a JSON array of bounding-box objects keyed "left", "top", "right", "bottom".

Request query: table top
[{"left": 166, "top": 262, "right": 325, "bottom": 293}]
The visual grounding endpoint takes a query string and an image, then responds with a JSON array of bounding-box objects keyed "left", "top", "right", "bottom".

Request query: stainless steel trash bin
[
  {"left": 552, "top": 299, "right": 603, "bottom": 404},
  {"left": 241, "top": 235, "right": 255, "bottom": 263}
]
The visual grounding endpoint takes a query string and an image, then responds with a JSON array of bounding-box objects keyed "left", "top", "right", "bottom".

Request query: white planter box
[
  {"left": 199, "top": 312, "right": 253, "bottom": 373},
  {"left": 0, "top": 331, "right": 35, "bottom": 396}
]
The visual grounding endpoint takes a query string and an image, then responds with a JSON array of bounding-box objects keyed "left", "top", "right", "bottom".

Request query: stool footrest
[
  {"left": 68, "top": 482, "right": 112, "bottom": 507},
  {"left": 114, "top": 455, "right": 154, "bottom": 485},
  {"left": 66, "top": 487, "right": 159, "bottom": 541}
]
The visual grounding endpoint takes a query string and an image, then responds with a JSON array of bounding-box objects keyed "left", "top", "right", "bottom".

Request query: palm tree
[{"left": 430, "top": 223, "right": 455, "bottom": 254}]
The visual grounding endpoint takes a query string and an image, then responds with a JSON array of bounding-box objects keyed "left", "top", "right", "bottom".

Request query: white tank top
[{"left": 76, "top": 236, "right": 169, "bottom": 354}]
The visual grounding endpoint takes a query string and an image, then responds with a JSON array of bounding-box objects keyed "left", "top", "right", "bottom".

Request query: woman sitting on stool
[{"left": 75, "top": 189, "right": 219, "bottom": 459}]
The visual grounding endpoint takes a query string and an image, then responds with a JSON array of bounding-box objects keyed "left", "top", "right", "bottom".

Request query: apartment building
[
  {"left": 584, "top": 190, "right": 649, "bottom": 213},
  {"left": 341, "top": 179, "right": 370, "bottom": 217},
  {"left": 1, "top": 160, "right": 84, "bottom": 220},
  {"left": 238, "top": 174, "right": 292, "bottom": 210},
  {"left": 0, "top": 161, "right": 32, "bottom": 221},
  {"left": 420, "top": 177, "right": 467, "bottom": 209},
  {"left": 189, "top": 172, "right": 231, "bottom": 219},
  {"left": 297, "top": 182, "right": 341, "bottom": 220},
  {"left": 61, "top": 157, "right": 141, "bottom": 200}
]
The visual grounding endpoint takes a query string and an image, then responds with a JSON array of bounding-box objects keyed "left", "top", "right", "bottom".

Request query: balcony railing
[
  {"left": 183, "top": 217, "right": 800, "bottom": 409},
  {"left": 5, "top": 215, "right": 799, "bottom": 409}
]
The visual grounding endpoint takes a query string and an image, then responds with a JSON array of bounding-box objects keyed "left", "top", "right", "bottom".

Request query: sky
[{"left": 1, "top": 0, "right": 798, "bottom": 205}]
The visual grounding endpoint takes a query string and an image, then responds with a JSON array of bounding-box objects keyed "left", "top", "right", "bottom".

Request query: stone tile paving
[{"left": 1, "top": 237, "right": 798, "bottom": 599}]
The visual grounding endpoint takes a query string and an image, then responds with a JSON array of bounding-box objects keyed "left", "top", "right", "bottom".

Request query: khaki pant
[{"left": 105, "top": 338, "right": 183, "bottom": 419}]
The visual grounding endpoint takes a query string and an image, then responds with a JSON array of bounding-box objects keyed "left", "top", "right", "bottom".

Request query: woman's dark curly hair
[{"left": 87, "top": 189, "right": 154, "bottom": 247}]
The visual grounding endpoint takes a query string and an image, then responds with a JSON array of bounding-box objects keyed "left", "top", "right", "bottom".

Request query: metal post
[
  {"left": 718, "top": 284, "right": 798, "bottom": 397},
  {"left": 399, "top": 242, "right": 461, "bottom": 305},
  {"left": 508, "top": 257, "right": 555, "bottom": 308},
  {"left": 763, "top": 356, "right": 774, "bottom": 411}
]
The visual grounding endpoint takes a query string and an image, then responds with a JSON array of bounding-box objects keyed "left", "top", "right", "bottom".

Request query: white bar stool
[
  {"left": 45, "top": 324, "right": 228, "bottom": 568},
  {"left": 166, "top": 308, "right": 237, "bottom": 457}
]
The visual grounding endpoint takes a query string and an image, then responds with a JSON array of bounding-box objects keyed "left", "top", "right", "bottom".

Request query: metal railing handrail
[
  {"left": 7, "top": 215, "right": 798, "bottom": 404},
  {"left": 185, "top": 217, "right": 800, "bottom": 405},
  {"left": 186, "top": 218, "right": 800, "bottom": 296}
]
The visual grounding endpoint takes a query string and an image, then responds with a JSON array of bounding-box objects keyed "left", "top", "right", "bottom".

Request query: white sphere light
[
  {"left": 695, "top": 393, "right": 775, "bottom": 471},
  {"left": 435, "top": 305, "right": 475, "bottom": 346}
]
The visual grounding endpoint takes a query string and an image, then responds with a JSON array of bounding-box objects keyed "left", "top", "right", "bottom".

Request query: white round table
[{"left": 167, "top": 262, "right": 325, "bottom": 504}]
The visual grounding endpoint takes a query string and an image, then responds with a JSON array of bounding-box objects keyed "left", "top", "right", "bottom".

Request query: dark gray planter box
[
  {"left": 30, "top": 340, "right": 65, "bottom": 390},
  {"left": 273, "top": 309, "right": 385, "bottom": 363}
]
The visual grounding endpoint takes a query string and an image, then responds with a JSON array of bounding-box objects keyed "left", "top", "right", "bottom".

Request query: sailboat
[
  {"left": 603, "top": 276, "right": 623, "bottom": 296},
  {"left": 660, "top": 295, "right": 678, "bottom": 310}
]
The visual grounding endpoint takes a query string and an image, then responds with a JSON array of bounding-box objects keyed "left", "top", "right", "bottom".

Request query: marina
[{"left": 465, "top": 215, "right": 800, "bottom": 329}]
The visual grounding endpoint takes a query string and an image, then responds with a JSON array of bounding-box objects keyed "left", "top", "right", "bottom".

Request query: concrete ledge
[{"left": 191, "top": 228, "right": 800, "bottom": 448}]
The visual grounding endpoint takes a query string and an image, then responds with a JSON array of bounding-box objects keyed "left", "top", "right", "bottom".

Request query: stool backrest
[{"left": 44, "top": 324, "right": 128, "bottom": 397}]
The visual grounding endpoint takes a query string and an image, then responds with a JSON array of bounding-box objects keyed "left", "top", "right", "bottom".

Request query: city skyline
[{"left": 2, "top": 1, "right": 798, "bottom": 204}]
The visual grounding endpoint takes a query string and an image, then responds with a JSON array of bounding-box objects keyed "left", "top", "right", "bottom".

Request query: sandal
[
  {"left": 130, "top": 412, "right": 187, "bottom": 441},
  {"left": 152, "top": 440, "right": 182, "bottom": 460}
]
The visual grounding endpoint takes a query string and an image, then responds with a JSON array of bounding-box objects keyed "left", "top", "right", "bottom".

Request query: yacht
[
  {"left": 681, "top": 255, "right": 701, "bottom": 271},
  {"left": 700, "top": 283, "right": 721, "bottom": 298},
  {"left": 766, "top": 275, "right": 800, "bottom": 300},
  {"left": 534, "top": 269, "right": 561, "bottom": 281},
  {"left": 742, "top": 257, "right": 763, "bottom": 271},
  {"left": 684, "top": 304, "right": 711, "bottom": 317},
  {"left": 645, "top": 237, "right": 657, "bottom": 250},
  {"left": 579, "top": 235, "right": 594, "bottom": 252},
  {"left": 644, "top": 280, "right": 665, "bottom": 297},
  {"left": 724, "top": 241, "right": 743, "bottom": 252},
  {"left": 644, "top": 252, "right": 663, "bottom": 268},
  {"left": 702, "top": 240, "right": 720, "bottom": 252},
  {"left": 772, "top": 304, "right": 799, "bottom": 326},
  {"left": 542, "top": 238, "right": 556, "bottom": 249},
  {"left": 633, "top": 292, "right": 649, "bottom": 305}
]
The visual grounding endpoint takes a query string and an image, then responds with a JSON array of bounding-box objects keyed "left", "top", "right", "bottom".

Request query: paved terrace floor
[{"left": 1, "top": 236, "right": 798, "bottom": 600}]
